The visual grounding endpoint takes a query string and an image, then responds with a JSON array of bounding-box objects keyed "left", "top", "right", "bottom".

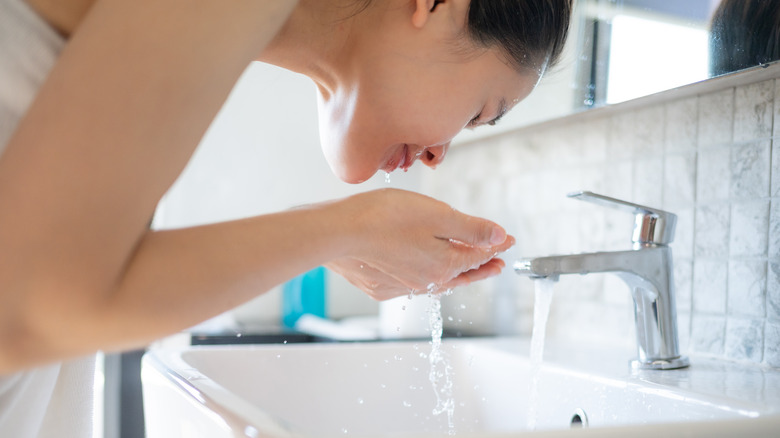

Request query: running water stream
[
  {"left": 527, "top": 278, "right": 556, "bottom": 430},
  {"left": 428, "top": 292, "right": 456, "bottom": 434}
]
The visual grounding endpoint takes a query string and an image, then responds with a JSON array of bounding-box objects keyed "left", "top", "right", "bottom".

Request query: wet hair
[
  {"left": 466, "top": 0, "right": 572, "bottom": 73},
  {"left": 709, "top": 0, "right": 780, "bottom": 77},
  {"left": 354, "top": 0, "right": 573, "bottom": 74}
]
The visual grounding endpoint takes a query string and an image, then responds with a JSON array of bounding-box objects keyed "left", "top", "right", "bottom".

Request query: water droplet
[
  {"left": 403, "top": 401, "right": 412, "bottom": 408},
  {"left": 342, "top": 428, "right": 349, "bottom": 434},
  {"left": 356, "top": 398, "right": 364, "bottom": 405},
  {"left": 384, "top": 172, "right": 391, "bottom": 184},
  {"left": 283, "top": 340, "right": 287, "bottom": 344},
  {"left": 459, "top": 304, "right": 466, "bottom": 310},
  {"left": 236, "top": 333, "right": 242, "bottom": 338},
  {"left": 276, "top": 354, "right": 281, "bottom": 358},
  {"left": 447, "top": 316, "right": 453, "bottom": 321}
]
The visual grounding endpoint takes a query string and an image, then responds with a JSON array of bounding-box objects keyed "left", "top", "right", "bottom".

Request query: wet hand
[{"left": 327, "top": 189, "right": 515, "bottom": 300}]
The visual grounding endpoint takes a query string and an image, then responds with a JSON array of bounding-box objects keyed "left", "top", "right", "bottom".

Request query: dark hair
[
  {"left": 352, "top": 0, "right": 573, "bottom": 74},
  {"left": 709, "top": 0, "right": 780, "bottom": 76},
  {"left": 466, "top": 0, "right": 573, "bottom": 73}
]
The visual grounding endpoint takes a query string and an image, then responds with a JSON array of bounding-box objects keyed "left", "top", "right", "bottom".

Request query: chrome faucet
[{"left": 514, "top": 191, "right": 689, "bottom": 370}]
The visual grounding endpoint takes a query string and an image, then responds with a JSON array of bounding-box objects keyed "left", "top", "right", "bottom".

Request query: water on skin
[{"left": 527, "top": 278, "right": 556, "bottom": 430}]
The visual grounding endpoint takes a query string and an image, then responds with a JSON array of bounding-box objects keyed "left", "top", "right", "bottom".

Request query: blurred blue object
[{"left": 282, "top": 266, "right": 327, "bottom": 328}]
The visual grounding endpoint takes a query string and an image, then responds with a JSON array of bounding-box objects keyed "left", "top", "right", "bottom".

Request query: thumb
[{"left": 440, "top": 210, "right": 508, "bottom": 247}]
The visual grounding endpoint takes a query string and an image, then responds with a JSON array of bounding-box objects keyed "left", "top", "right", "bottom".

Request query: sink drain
[{"left": 570, "top": 408, "right": 588, "bottom": 428}]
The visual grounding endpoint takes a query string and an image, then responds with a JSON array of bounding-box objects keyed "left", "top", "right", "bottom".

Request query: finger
[
  {"left": 447, "top": 234, "right": 515, "bottom": 274},
  {"left": 444, "top": 258, "right": 506, "bottom": 289},
  {"left": 450, "top": 234, "right": 515, "bottom": 254},
  {"left": 438, "top": 209, "right": 508, "bottom": 248}
]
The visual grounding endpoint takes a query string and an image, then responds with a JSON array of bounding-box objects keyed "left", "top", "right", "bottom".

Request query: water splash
[
  {"left": 527, "top": 278, "right": 556, "bottom": 430},
  {"left": 428, "top": 294, "right": 455, "bottom": 433}
]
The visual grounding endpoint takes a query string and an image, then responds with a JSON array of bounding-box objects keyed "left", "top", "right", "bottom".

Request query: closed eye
[
  {"left": 468, "top": 98, "right": 508, "bottom": 128},
  {"left": 488, "top": 99, "right": 508, "bottom": 126},
  {"left": 468, "top": 111, "right": 483, "bottom": 127}
]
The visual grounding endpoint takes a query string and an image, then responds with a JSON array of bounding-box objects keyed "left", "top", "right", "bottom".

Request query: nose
[{"left": 420, "top": 143, "right": 449, "bottom": 169}]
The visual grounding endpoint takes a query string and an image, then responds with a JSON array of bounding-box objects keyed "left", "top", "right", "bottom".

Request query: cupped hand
[{"left": 326, "top": 189, "right": 515, "bottom": 300}]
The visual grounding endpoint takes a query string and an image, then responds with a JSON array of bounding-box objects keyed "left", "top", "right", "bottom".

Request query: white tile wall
[
  {"left": 698, "top": 88, "right": 734, "bottom": 147},
  {"left": 725, "top": 317, "right": 764, "bottom": 362},
  {"left": 734, "top": 80, "right": 774, "bottom": 143},
  {"left": 691, "top": 314, "right": 726, "bottom": 356},
  {"left": 769, "top": 261, "right": 780, "bottom": 321},
  {"left": 766, "top": 321, "right": 780, "bottom": 367},
  {"left": 693, "top": 260, "right": 727, "bottom": 314},
  {"left": 730, "top": 141, "right": 771, "bottom": 199},
  {"left": 772, "top": 202, "right": 780, "bottom": 258},
  {"left": 727, "top": 260, "right": 767, "bottom": 319},
  {"left": 425, "top": 68, "right": 780, "bottom": 367},
  {"left": 664, "top": 97, "right": 698, "bottom": 153},
  {"left": 730, "top": 200, "right": 770, "bottom": 257},
  {"left": 695, "top": 205, "right": 730, "bottom": 258},
  {"left": 696, "top": 146, "right": 731, "bottom": 202}
]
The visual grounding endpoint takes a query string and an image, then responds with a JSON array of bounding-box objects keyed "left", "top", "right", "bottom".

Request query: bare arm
[
  {"left": 0, "top": 0, "right": 301, "bottom": 371},
  {"left": 0, "top": 0, "right": 513, "bottom": 372}
]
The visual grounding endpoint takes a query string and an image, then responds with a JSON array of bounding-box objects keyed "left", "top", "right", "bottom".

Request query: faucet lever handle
[{"left": 567, "top": 191, "right": 676, "bottom": 246}]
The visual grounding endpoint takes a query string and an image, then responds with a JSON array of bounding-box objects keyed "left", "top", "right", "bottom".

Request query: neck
[
  {"left": 259, "top": 0, "right": 362, "bottom": 97},
  {"left": 25, "top": 0, "right": 95, "bottom": 37}
]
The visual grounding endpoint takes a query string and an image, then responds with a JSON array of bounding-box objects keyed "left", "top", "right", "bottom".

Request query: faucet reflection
[{"left": 514, "top": 191, "right": 689, "bottom": 371}]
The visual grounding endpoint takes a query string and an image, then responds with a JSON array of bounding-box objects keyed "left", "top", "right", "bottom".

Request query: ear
[{"left": 411, "top": 0, "right": 443, "bottom": 29}]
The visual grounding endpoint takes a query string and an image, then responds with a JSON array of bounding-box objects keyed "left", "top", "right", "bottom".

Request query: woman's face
[{"left": 315, "top": 3, "right": 539, "bottom": 184}]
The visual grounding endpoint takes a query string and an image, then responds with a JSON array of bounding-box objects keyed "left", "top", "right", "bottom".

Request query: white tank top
[{"left": 0, "top": 0, "right": 95, "bottom": 437}]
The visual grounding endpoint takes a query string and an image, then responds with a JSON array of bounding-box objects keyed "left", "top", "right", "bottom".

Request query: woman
[{"left": 0, "top": 0, "right": 571, "bottom": 435}]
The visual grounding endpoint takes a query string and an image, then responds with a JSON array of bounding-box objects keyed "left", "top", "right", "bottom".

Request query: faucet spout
[{"left": 515, "top": 248, "right": 663, "bottom": 287}]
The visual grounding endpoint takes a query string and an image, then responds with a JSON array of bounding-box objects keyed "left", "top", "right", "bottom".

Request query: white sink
[{"left": 142, "top": 338, "right": 780, "bottom": 437}]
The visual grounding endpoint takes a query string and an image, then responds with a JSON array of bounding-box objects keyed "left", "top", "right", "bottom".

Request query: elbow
[
  {"left": 0, "top": 283, "right": 100, "bottom": 374},
  {"left": 0, "top": 314, "right": 41, "bottom": 374}
]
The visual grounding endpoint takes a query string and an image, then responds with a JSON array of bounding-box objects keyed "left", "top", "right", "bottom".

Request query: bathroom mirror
[{"left": 455, "top": 0, "right": 780, "bottom": 143}]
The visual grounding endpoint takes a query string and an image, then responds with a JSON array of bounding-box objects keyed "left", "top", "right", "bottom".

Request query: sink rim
[{"left": 142, "top": 337, "right": 780, "bottom": 438}]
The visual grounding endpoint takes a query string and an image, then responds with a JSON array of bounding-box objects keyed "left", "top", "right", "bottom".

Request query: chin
[{"left": 328, "top": 161, "right": 374, "bottom": 185}]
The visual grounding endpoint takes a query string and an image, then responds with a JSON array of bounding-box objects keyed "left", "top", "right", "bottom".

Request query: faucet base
[{"left": 631, "top": 356, "right": 690, "bottom": 371}]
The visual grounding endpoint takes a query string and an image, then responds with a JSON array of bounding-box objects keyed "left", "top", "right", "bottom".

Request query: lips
[{"left": 382, "top": 144, "right": 409, "bottom": 173}]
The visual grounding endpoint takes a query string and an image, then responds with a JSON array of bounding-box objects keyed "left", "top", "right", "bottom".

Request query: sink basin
[{"left": 142, "top": 337, "right": 780, "bottom": 437}]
